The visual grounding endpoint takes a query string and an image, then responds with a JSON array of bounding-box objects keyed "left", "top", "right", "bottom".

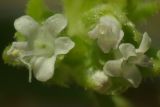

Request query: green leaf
[{"left": 26, "top": 0, "right": 53, "bottom": 22}]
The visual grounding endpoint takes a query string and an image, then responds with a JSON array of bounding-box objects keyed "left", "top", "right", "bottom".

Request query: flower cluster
[
  {"left": 3, "top": 0, "right": 160, "bottom": 96},
  {"left": 88, "top": 15, "right": 152, "bottom": 90},
  {"left": 4, "top": 12, "right": 153, "bottom": 94}
]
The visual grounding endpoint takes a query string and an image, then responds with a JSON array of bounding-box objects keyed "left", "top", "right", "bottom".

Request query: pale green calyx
[
  {"left": 7, "top": 14, "right": 75, "bottom": 82},
  {"left": 103, "top": 33, "right": 151, "bottom": 87},
  {"left": 88, "top": 15, "right": 124, "bottom": 53}
]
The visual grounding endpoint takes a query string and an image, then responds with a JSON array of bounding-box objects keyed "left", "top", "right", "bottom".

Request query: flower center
[{"left": 33, "top": 38, "right": 55, "bottom": 57}]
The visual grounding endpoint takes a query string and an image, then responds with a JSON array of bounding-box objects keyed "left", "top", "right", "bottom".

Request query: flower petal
[
  {"left": 122, "top": 63, "right": 142, "bottom": 88},
  {"left": 103, "top": 59, "right": 123, "bottom": 77},
  {"left": 97, "top": 30, "right": 123, "bottom": 53},
  {"left": 54, "top": 37, "right": 75, "bottom": 55},
  {"left": 100, "top": 15, "right": 121, "bottom": 36},
  {"left": 128, "top": 54, "right": 152, "bottom": 67},
  {"left": 97, "top": 33, "right": 118, "bottom": 53},
  {"left": 44, "top": 14, "right": 67, "bottom": 35},
  {"left": 7, "top": 42, "right": 28, "bottom": 56},
  {"left": 119, "top": 43, "right": 136, "bottom": 59},
  {"left": 14, "top": 15, "right": 39, "bottom": 36},
  {"left": 136, "top": 32, "right": 151, "bottom": 53},
  {"left": 116, "top": 30, "right": 124, "bottom": 48},
  {"left": 89, "top": 15, "right": 123, "bottom": 53},
  {"left": 32, "top": 56, "right": 56, "bottom": 82}
]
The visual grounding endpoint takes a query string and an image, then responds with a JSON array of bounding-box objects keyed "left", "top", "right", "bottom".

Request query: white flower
[
  {"left": 7, "top": 14, "right": 75, "bottom": 82},
  {"left": 103, "top": 33, "right": 151, "bottom": 87},
  {"left": 88, "top": 15, "right": 124, "bottom": 53}
]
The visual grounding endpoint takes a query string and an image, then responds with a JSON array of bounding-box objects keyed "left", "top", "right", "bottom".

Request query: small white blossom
[
  {"left": 103, "top": 33, "right": 151, "bottom": 87},
  {"left": 7, "top": 14, "right": 75, "bottom": 82},
  {"left": 91, "top": 71, "right": 109, "bottom": 89},
  {"left": 88, "top": 70, "right": 110, "bottom": 92},
  {"left": 88, "top": 15, "right": 124, "bottom": 53}
]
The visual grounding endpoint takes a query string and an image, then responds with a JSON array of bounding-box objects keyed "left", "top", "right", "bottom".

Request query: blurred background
[{"left": 0, "top": 0, "right": 160, "bottom": 107}]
